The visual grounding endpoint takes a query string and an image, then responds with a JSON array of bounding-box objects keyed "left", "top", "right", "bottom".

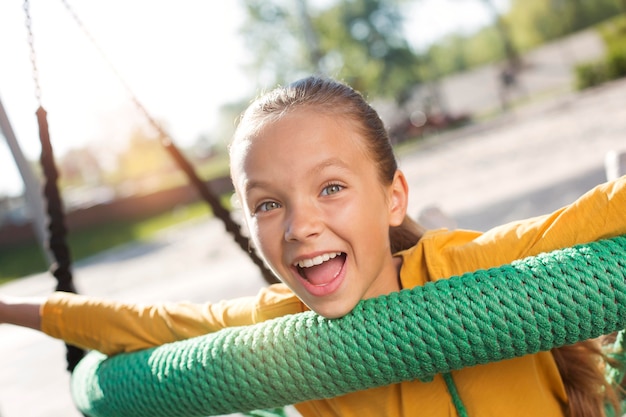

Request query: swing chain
[{"left": 23, "top": 0, "right": 42, "bottom": 106}]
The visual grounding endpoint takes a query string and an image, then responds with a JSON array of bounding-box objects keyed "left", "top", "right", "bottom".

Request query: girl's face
[{"left": 231, "top": 109, "right": 408, "bottom": 318}]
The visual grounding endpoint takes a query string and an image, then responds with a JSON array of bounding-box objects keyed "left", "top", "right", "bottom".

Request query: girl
[{"left": 2, "top": 76, "right": 626, "bottom": 417}]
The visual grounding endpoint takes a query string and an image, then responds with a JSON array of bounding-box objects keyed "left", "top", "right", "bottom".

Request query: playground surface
[{"left": 1, "top": 70, "right": 626, "bottom": 417}]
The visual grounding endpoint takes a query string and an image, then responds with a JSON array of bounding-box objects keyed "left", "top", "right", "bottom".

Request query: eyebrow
[
  {"left": 243, "top": 157, "right": 351, "bottom": 194},
  {"left": 311, "top": 157, "right": 351, "bottom": 175}
]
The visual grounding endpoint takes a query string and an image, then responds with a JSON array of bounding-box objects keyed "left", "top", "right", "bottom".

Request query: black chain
[{"left": 23, "top": 0, "right": 86, "bottom": 373}]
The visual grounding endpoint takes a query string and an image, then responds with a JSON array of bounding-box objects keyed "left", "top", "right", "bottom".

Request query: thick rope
[
  {"left": 442, "top": 373, "right": 468, "bottom": 417},
  {"left": 24, "top": 0, "right": 85, "bottom": 372},
  {"left": 37, "top": 107, "right": 86, "bottom": 371},
  {"left": 71, "top": 235, "right": 626, "bottom": 417}
]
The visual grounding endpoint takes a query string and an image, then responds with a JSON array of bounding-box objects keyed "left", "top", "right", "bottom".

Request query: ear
[{"left": 388, "top": 170, "right": 409, "bottom": 227}]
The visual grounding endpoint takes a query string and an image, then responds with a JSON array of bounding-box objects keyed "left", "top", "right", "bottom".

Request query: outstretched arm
[
  {"left": 0, "top": 285, "right": 301, "bottom": 356},
  {"left": 0, "top": 295, "right": 43, "bottom": 330},
  {"left": 0, "top": 292, "right": 256, "bottom": 355}
]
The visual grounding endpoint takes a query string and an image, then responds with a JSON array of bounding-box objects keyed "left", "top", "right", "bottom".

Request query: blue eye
[
  {"left": 256, "top": 201, "right": 281, "bottom": 213},
  {"left": 321, "top": 183, "right": 343, "bottom": 196}
]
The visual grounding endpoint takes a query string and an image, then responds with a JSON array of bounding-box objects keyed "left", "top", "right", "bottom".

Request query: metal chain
[
  {"left": 58, "top": 0, "right": 174, "bottom": 146},
  {"left": 57, "top": 0, "right": 142, "bottom": 113},
  {"left": 57, "top": 1, "right": 189, "bottom": 147},
  {"left": 23, "top": 0, "right": 42, "bottom": 106}
]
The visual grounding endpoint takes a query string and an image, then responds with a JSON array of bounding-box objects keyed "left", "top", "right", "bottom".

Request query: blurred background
[
  {"left": 1, "top": 0, "right": 625, "bottom": 282},
  {"left": 1, "top": 0, "right": 626, "bottom": 416}
]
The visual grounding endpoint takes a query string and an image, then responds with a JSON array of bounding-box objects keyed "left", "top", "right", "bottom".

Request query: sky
[{"left": 0, "top": 0, "right": 508, "bottom": 197}]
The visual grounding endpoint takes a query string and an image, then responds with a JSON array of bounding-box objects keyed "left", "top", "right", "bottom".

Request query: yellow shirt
[{"left": 42, "top": 176, "right": 626, "bottom": 416}]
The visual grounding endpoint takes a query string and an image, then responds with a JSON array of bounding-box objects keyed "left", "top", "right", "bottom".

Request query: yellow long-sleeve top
[{"left": 42, "top": 176, "right": 626, "bottom": 417}]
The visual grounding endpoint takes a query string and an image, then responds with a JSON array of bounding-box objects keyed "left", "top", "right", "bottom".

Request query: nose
[{"left": 284, "top": 200, "right": 322, "bottom": 242}]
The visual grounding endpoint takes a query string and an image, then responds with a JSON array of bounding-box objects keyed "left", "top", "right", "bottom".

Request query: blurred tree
[
  {"left": 296, "top": 0, "right": 324, "bottom": 71},
  {"left": 58, "top": 147, "right": 105, "bottom": 189},
  {"left": 239, "top": 0, "right": 307, "bottom": 88},
  {"left": 239, "top": 0, "right": 422, "bottom": 104},
  {"left": 424, "top": 26, "right": 504, "bottom": 77},
  {"left": 426, "top": 35, "right": 471, "bottom": 77},
  {"left": 425, "top": 0, "right": 623, "bottom": 77},
  {"left": 316, "top": 0, "right": 423, "bottom": 103},
  {"left": 479, "top": 0, "right": 520, "bottom": 69},
  {"left": 506, "top": 0, "right": 622, "bottom": 50},
  {"left": 463, "top": 26, "right": 505, "bottom": 66},
  {"left": 111, "top": 128, "right": 183, "bottom": 194}
]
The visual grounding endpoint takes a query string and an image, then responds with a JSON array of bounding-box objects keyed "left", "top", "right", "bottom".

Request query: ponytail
[
  {"left": 553, "top": 339, "right": 621, "bottom": 417},
  {"left": 389, "top": 215, "right": 426, "bottom": 254}
]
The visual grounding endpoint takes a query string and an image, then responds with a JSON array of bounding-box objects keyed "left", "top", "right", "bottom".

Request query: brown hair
[
  {"left": 552, "top": 338, "right": 620, "bottom": 417},
  {"left": 231, "top": 75, "right": 618, "bottom": 416}
]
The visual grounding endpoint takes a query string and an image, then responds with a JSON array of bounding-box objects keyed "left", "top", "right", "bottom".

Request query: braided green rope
[
  {"left": 71, "top": 235, "right": 626, "bottom": 417},
  {"left": 442, "top": 373, "right": 468, "bottom": 417}
]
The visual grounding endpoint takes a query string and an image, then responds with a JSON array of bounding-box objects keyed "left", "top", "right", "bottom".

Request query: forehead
[{"left": 230, "top": 109, "right": 369, "bottom": 183}]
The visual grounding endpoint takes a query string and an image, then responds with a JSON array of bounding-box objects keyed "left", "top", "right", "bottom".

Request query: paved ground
[
  {"left": 1, "top": 32, "right": 625, "bottom": 417},
  {"left": 402, "top": 78, "right": 626, "bottom": 231}
]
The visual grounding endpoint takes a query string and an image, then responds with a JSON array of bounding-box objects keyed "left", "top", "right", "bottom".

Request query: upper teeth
[{"left": 295, "top": 252, "right": 341, "bottom": 268}]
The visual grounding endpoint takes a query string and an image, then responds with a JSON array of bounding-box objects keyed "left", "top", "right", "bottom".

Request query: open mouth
[{"left": 295, "top": 252, "right": 346, "bottom": 287}]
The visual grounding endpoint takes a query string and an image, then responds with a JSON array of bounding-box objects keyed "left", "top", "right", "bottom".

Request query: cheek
[
  {"left": 238, "top": 205, "right": 263, "bottom": 251},
  {"left": 246, "top": 218, "right": 278, "bottom": 262},
  {"left": 244, "top": 215, "right": 261, "bottom": 247},
  {"left": 333, "top": 193, "right": 387, "bottom": 229}
]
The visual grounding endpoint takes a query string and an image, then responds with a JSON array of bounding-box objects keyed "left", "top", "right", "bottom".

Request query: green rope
[
  {"left": 71, "top": 235, "right": 626, "bottom": 417},
  {"left": 442, "top": 373, "right": 468, "bottom": 417}
]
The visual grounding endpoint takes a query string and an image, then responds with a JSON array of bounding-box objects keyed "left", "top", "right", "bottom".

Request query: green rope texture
[{"left": 71, "top": 235, "right": 626, "bottom": 417}]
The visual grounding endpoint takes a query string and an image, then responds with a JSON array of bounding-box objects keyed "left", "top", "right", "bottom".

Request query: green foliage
[
  {"left": 237, "top": 0, "right": 626, "bottom": 105},
  {"left": 425, "top": 26, "right": 506, "bottom": 79},
  {"left": 599, "top": 13, "right": 626, "bottom": 54},
  {"left": 315, "top": 0, "right": 421, "bottom": 101},
  {"left": 239, "top": 0, "right": 308, "bottom": 87},
  {"left": 506, "top": 0, "right": 553, "bottom": 50},
  {"left": 507, "top": 0, "right": 623, "bottom": 51},
  {"left": 426, "top": 36, "right": 470, "bottom": 78},
  {"left": 574, "top": 61, "right": 609, "bottom": 89},
  {"left": 240, "top": 0, "right": 422, "bottom": 103},
  {"left": 0, "top": 243, "right": 48, "bottom": 283},
  {"left": 606, "top": 48, "right": 626, "bottom": 78},
  {"left": 574, "top": 14, "right": 626, "bottom": 90},
  {"left": 464, "top": 26, "right": 506, "bottom": 68},
  {"left": 573, "top": 49, "right": 626, "bottom": 91}
]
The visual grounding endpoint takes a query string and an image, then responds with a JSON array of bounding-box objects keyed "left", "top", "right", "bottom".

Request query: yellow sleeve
[
  {"left": 41, "top": 283, "right": 303, "bottom": 356},
  {"left": 422, "top": 175, "right": 626, "bottom": 280}
]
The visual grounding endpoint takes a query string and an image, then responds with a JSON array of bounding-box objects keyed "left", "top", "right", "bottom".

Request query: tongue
[{"left": 302, "top": 256, "right": 344, "bottom": 286}]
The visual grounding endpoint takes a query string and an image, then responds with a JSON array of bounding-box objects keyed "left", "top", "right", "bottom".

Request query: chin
[{"left": 310, "top": 303, "right": 354, "bottom": 320}]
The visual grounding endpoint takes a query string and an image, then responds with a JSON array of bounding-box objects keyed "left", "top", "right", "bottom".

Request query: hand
[{"left": 0, "top": 295, "right": 44, "bottom": 330}]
